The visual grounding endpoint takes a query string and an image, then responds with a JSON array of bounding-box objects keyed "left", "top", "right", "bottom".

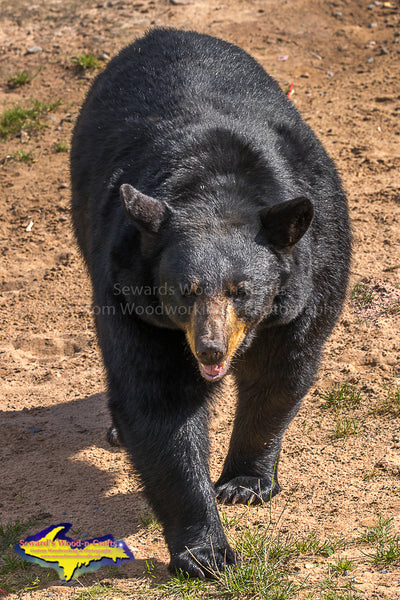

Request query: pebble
[
  {"left": 368, "top": 3, "right": 375, "bottom": 7},
  {"left": 369, "top": 22, "right": 378, "bottom": 28},
  {"left": 27, "top": 45, "right": 42, "bottom": 53},
  {"left": 99, "top": 52, "right": 110, "bottom": 61},
  {"left": 327, "top": 71, "right": 334, "bottom": 77},
  {"left": 28, "top": 427, "right": 41, "bottom": 434},
  {"left": 367, "top": 57, "right": 374, "bottom": 63},
  {"left": 335, "top": 11, "right": 342, "bottom": 17}
]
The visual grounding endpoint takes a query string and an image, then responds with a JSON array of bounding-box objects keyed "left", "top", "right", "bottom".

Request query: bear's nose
[{"left": 196, "top": 341, "right": 226, "bottom": 365}]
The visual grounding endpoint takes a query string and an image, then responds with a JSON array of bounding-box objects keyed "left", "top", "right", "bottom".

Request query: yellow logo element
[{"left": 15, "top": 523, "right": 134, "bottom": 581}]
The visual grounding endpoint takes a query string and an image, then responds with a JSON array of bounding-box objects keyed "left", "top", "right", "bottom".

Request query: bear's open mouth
[{"left": 199, "top": 358, "right": 230, "bottom": 382}]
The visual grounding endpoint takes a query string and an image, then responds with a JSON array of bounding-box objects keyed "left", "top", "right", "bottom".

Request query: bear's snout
[
  {"left": 184, "top": 295, "right": 248, "bottom": 381},
  {"left": 195, "top": 339, "right": 227, "bottom": 366}
]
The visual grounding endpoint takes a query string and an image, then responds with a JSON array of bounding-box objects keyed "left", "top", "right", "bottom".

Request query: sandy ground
[{"left": 0, "top": 0, "right": 399, "bottom": 598}]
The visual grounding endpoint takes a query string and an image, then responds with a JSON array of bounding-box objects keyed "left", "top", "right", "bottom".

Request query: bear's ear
[
  {"left": 120, "top": 183, "right": 170, "bottom": 233},
  {"left": 259, "top": 197, "right": 314, "bottom": 248}
]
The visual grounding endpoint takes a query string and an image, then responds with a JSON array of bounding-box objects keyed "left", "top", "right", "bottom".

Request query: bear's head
[{"left": 120, "top": 183, "right": 313, "bottom": 381}]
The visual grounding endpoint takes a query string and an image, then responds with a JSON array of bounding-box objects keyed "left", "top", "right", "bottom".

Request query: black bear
[{"left": 70, "top": 28, "right": 351, "bottom": 578}]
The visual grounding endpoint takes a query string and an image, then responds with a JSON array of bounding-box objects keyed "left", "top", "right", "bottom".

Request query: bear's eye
[
  {"left": 225, "top": 286, "right": 248, "bottom": 299},
  {"left": 181, "top": 284, "right": 201, "bottom": 298}
]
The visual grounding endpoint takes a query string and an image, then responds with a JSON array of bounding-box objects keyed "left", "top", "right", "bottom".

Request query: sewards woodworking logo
[{"left": 15, "top": 523, "right": 134, "bottom": 582}]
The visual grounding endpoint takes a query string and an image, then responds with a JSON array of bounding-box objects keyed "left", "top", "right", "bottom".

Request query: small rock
[
  {"left": 367, "top": 57, "right": 374, "bottom": 63},
  {"left": 27, "top": 45, "right": 42, "bottom": 54},
  {"left": 369, "top": 22, "right": 378, "bottom": 28},
  {"left": 20, "top": 131, "right": 29, "bottom": 143},
  {"left": 28, "top": 427, "right": 41, "bottom": 433},
  {"left": 300, "top": 72, "right": 310, "bottom": 78},
  {"left": 368, "top": 3, "right": 375, "bottom": 8},
  {"left": 327, "top": 71, "right": 334, "bottom": 77},
  {"left": 25, "top": 221, "right": 34, "bottom": 232},
  {"left": 99, "top": 52, "right": 110, "bottom": 61},
  {"left": 335, "top": 11, "right": 342, "bottom": 17},
  {"left": 170, "top": 0, "right": 194, "bottom": 3},
  {"left": 379, "top": 45, "right": 389, "bottom": 54}
]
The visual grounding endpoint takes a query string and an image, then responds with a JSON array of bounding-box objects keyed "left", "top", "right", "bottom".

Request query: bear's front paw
[
  {"left": 215, "top": 475, "right": 280, "bottom": 505},
  {"left": 169, "top": 544, "right": 237, "bottom": 579}
]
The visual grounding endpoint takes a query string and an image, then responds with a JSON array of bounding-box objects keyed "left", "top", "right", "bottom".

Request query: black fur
[{"left": 71, "top": 28, "right": 351, "bottom": 577}]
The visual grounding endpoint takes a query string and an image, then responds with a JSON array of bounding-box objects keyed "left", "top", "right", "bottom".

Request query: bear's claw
[{"left": 215, "top": 476, "right": 280, "bottom": 505}]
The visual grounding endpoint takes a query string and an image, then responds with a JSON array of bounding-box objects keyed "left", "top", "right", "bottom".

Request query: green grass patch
[
  {"left": 319, "top": 383, "right": 363, "bottom": 411},
  {"left": 0, "top": 519, "right": 34, "bottom": 552},
  {"left": 328, "top": 556, "right": 355, "bottom": 575},
  {"left": 7, "top": 71, "right": 31, "bottom": 89},
  {"left": 351, "top": 281, "right": 374, "bottom": 307},
  {"left": 374, "top": 386, "right": 400, "bottom": 417},
  {"left": 360, "top": 516, "right": 400, "bottom": 567},
  {"left": 54, "top": 141, "right": 69, "bottom": 153},
  {"left": 333, "top": 416, "right": 361, "bottom": 439},
  {"left": 0, "top": 518, "right": 54, "bottom": 594},
  {"left": 155, "top": 525, "right": 350, "bottom": 599},
  {"left": 220, "top": 509, "right": 245, "bottom": 529},
  {"left": 73, "top": 582, "right": 121, "bottom": 599},
  {"left": 292, "top": 531, "right": 345, "bottom": 557},
  {"left": 366, "top": 537, "right": 400, "bottom": 567},
  {"left": 359, "top": 516, "right": 394, "bottom": 545},
  {"left": 71, "top": 52, "right": 102, "bottom": 71},
  {"left": 12, "top": 149, "right": 35, "bottom": 164},
  {"left": 318, "top": 578, "right": 363, "bottom": 600},
  {"left": 0, "top": 99, "right": 62, "bottom": 139},
  {"left": 139, "top": 506, "right": 160, "bottom": 530}
]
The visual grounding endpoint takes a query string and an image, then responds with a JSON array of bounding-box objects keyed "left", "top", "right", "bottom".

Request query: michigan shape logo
[{"left": 15, "top": 523, "right": 135, "bottom": 581}]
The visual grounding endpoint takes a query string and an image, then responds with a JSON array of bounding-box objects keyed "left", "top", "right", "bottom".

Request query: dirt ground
[{"left": 0, "top": 0, "right": 399, "bottom": 598}]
